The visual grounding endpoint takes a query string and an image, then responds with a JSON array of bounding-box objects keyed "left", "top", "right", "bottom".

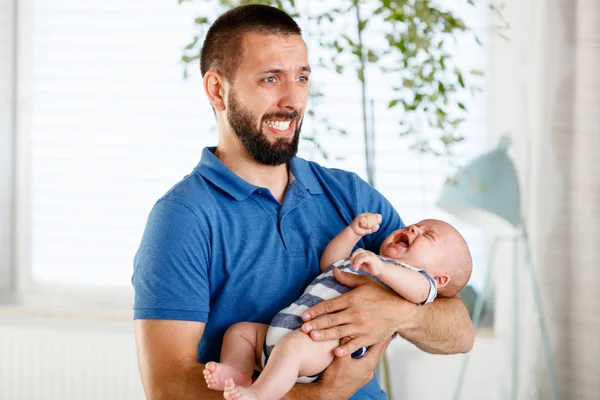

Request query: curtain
[{"left": 541, "top": 0, "right": 600, "bottom": 398}]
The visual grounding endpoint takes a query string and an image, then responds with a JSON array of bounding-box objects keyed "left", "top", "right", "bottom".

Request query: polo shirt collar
[
  {"left": 195, "top": 147, "right": 257, "bottom": 201},
  {"left": 195, "top": 146, "right": 324, "bottom": 201},
  {"left": 290, "top": 156, "right": 324, "bottom": 195}
]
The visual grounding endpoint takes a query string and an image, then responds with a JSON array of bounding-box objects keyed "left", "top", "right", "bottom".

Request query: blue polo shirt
[{"left": 133, "top": 147, "right": 404, "bottom": 399}]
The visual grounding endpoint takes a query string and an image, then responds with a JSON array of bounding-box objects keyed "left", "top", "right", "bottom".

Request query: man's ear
[
  {"left": 203, "top": 71, "right": 227, "bottom": 111},
  {"left": 434, "top": 274, "right": 450, "bottom": 288}
]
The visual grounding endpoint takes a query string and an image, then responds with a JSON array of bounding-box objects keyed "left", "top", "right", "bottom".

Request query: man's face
[{"left": 226, "top": 33, "right": 310, "bottom": 166}]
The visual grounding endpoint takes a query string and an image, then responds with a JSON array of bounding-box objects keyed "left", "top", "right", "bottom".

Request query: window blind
[{"left": 24, "top": 0, "right": 491, "bottom": 291}]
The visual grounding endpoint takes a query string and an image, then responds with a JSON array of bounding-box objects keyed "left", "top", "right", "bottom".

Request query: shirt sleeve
[{"left": 132, "top": 198, "right": 211, "bottom": 322}]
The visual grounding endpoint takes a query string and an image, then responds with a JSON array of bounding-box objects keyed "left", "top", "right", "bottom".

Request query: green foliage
[{"left": 179, "top": 0, "right": 505, "bottom": 170}]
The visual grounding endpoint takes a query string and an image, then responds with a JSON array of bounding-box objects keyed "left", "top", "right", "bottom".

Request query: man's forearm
[
  {"left": 144, "top": 363, "right": 223, "bottom": 400},
  {"left": 151, "top": 365, "right": 328, "bottom": 400},
  {"left": 285, "top": 378, "right": 356, "bottom": 400},
  {"left": 284, "top": 382, "right": 325, "bottom": 400},
  {"left": 397, "top": 296, "right": 474, "bottom": 354}
]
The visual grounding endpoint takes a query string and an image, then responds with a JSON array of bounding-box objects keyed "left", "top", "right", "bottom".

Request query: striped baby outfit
[{"left": 261, "top": 256, "right": 437, "bottom": 383}]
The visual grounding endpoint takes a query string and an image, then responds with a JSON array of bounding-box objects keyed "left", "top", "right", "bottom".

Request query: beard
[{"left": 226, "top": 89, "right": 302, "bottom": 166}]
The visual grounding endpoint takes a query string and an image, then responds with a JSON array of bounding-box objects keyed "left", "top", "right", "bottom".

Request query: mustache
[{"left": 262, "top": 110, "right": 299, "bottom": 121}]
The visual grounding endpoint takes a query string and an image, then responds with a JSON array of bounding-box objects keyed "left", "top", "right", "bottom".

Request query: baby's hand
[
  {"left": 350, "top": 248, "right": 386, "bottom": 277},
  {"left": 350, "top": 213, "right": 382, "bottom": 236}
]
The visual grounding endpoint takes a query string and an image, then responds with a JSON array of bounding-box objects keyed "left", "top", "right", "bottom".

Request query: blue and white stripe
[{"left": 261, "top": 256, "right": 437, "bottom": 382}]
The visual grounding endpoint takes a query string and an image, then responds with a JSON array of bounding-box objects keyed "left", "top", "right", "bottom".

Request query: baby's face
[{"left": 379, "top": 219, "right": 454, "bottom": 273}]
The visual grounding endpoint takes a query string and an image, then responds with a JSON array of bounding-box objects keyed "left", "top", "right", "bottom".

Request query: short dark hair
[{"left": 200, "top": 4, "right": 302, "bottom": 82}]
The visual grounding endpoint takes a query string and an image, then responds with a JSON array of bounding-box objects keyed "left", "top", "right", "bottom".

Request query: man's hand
[
  {"left": 350, "top": 213, "right": 382, "bottom": 236},
  {"left": 316, "top": 337, "right": 392, "bottom": 400},
  {"left": 350, "top": 248, "right": 386, "bottom": 277},
  {"left": 301, "top": 269, "right": 416, "bottom": 357}
]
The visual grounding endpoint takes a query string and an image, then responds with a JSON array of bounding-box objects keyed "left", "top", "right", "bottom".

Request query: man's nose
[{"left": 278, "top": 82, "right": 305, "bottom": 112}]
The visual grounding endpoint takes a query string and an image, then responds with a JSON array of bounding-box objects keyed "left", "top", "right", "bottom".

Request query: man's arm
[
  {"left": 135, "top": 318, "right": 386, "bottom": 399},
  {"left": 395, "top": 295, "right": 474, "bottom": 354},
  {"left": 135, "top": 319, "right": 223, "bottom": 400},
  {"left": 301, "top": 270, "right": 474, "bottom": 356}
]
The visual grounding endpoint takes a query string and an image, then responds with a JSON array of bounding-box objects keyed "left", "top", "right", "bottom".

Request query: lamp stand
[
  {"left": 452, "top": 223, "right": 560, "bottom": 400},
  {"left": 512, "top": 236, "right": 519, "bottom": 400},
  {"left": 380, "top": 351, "right": 392, "bottom": 398}
]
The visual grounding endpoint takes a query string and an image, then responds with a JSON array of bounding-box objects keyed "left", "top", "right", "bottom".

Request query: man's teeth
[{"left": 266, "top": 120, "right": 291, "bottom": 131}]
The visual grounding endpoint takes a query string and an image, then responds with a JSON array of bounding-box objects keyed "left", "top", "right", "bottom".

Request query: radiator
[
  {"left": 0, "top": 316, "right": 504, "bottom": 400},
  {"left": 0, "top": 318, "right": 145, "bottom": 400}
]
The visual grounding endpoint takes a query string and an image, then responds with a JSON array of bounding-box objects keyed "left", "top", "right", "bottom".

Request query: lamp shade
[{"left": 437, "top": 137, "right": 521, "bottom": 236}]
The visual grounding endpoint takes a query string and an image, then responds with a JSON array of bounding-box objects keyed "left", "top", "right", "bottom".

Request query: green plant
[{"left": 178, "top": 0, "right": 506, "bottom": 185}]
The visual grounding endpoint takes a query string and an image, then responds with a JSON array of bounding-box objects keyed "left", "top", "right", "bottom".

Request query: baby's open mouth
[{"left": 395, "top": 232, "right": 410, "bottom": 246}]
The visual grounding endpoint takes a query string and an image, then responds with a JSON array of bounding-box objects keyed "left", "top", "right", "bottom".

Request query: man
[{"left": 132, "top": 4, "right": 474, "bottom": 399}]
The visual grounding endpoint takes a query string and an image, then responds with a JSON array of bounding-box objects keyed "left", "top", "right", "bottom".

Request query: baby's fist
[
  {"left": 350, "top": 213, "right": 382, "bottom": 236},
  {"left": 350, "top": 248, "right": 385, "bottom": 276}
]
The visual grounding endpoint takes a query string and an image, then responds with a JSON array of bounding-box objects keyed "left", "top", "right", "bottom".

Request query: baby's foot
[
  {"left": 223, "top": 378, "right": 260, "bottom": 400},
  {"left": 203, "top": 362, "right": 252, "bottom": 391}
]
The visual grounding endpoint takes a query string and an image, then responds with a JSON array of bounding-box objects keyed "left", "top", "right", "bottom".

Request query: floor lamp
[{"left": 436, "top": 137, "right": 560, "bottom": 400}]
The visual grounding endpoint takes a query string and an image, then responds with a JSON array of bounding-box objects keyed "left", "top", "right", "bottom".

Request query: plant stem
[{"left": 354, "top": 0, "right": 373, "bottom": 186}]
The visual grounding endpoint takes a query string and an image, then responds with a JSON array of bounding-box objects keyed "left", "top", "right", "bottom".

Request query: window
[
  {"left": 20, "top": 0, "right": 212, "bottom": 290},
  {"left": 13, "top": 0, "right": 492, "bottom": 312}
]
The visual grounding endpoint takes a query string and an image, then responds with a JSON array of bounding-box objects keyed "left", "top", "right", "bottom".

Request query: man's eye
[
  {"left": 264, "top": 76, "right": 276, "bottom": 84},
  {"left": 298, "top": 76, "right": 309, "bottom": 83}
]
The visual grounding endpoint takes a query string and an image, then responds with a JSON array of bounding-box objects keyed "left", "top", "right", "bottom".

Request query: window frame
[{"left": 0, "top": 0, "right": 17, "bottom": 295}]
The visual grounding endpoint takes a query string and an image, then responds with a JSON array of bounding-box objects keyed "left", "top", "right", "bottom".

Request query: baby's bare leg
[
  {"left": 203, "top": 322, "right": 267, "bottom": 391},
  {"left": 225, "top": 329, "right": 338, "bottom": 400}
]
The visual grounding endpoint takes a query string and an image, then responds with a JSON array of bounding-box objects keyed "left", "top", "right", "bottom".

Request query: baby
[{"left": 203, "top": 213, "right": 472, "bottom": 400}]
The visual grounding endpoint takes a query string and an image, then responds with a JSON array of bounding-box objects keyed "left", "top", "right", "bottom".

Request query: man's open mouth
[
  {"left": 265, "top": 120, "right": 292, "bottom": 131},
  {"left": 263, "top": 119, "right": 295, "bottom": 135}
]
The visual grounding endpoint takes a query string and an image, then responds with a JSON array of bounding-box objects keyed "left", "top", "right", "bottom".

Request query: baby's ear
[{"left": 434, "top": 274, "right": 450, "bottom": 288}]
